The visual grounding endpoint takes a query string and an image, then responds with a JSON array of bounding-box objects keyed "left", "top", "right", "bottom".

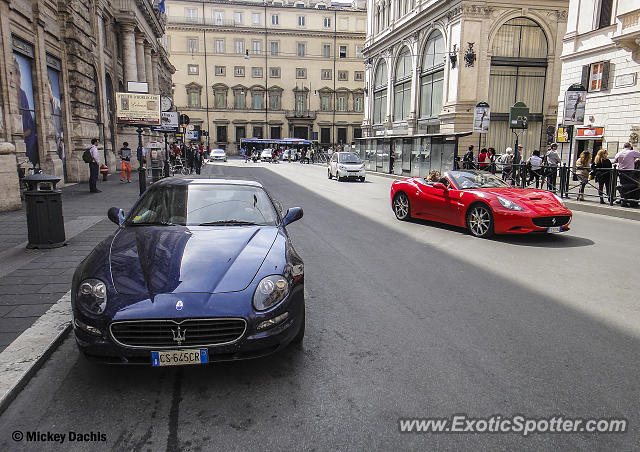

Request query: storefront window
[
  {"left": 393, "top": 48, "right": 412, "bottom": 121},
  {"left": 47, "top": 56, "right": 65, "bottom": 180},
  {"left": 488, "top": 17, "right": 548, "bottom": 154},
  {"left": 373, "top": 61, "right": 387, "bottom": 125},
  {"left": 420, "top": 31, "right": 445, "bottom": 119},
  {"left": 13, "top": 39, "right": 39, "bottom": 165}
]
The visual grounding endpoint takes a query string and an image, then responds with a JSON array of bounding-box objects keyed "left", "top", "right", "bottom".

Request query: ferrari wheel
[
  {"left": 328, "top": 169, "right": 332, "bottom": 179},
  {"left": 466, "top": 204, "right": 494, "bottom": 238},
  {"left": 393, "top": 192, "right": 411, "bottom": 221}
]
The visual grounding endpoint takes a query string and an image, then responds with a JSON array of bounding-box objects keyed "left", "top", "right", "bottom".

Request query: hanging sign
[
  {"left": 116, "top": 92, "right": 161, "bottom": 125},
  {"left": 473, "top": 102, "right": 490, "bottom": 133}
]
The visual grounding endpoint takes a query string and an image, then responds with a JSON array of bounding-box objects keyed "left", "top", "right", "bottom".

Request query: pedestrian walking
[
  {"left": 575, "top": 151, "right": 591, "bottom": 201},
  {"left": 499, "top": 147, "right": 514, "bottom": 183},
  {"left": 185, "top": 145, "right": 194, "bottom": 173},
  {"left": 478, "top": 148, "right": 489, "bottom": 170},
  {"left": 88, "top": 138, "right": 101, "bottom": 193},
  {"left": 614, "top": 142, "right": 640, "bottom": 192},
  {"left": 462, "top": 145, "right": 474, "bottom": 169},
  {"left": 591, "top": 149, "right": 612, "bottom": 204},
  {"left": 193, "top": 146, "right": 203, "bottom": 174},
  {"left": 544, "top": 143, "right": 562, "bottom": 191},
  {"left": 119, "top": 142, "right": 132, "bottom": 183},
  {"left": 526, "top": 150, "right": 543, "bottom": 188}
]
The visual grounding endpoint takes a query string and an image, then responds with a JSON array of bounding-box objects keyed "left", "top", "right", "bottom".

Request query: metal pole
[
  {"left": 264, "top": 1, "right": 268, "bottom": 138},
  {"left": 163, "top": 132, "right": 169, "bottom": 178},
  {"left": 137, "top": 126, "right": 146, "bottom": 195},
  {"left": 202, "top": 1, "right": 210, "bottom": 150}
]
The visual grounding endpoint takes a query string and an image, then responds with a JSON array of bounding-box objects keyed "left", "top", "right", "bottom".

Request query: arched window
[
  {"left": 393, "top": 47, "right": 412, "bottom": 121},
  {"left": 488, "top": 17, "right": 548, "bottom": 154},
  {"left": 373, "top": 61, "right": 387, "bottom": 124},
  {"left": 420, "top": 30, "right": 445, "bottom": 119}
]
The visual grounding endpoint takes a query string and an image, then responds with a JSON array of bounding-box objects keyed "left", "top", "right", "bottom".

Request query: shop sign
[
  {"left": 576, "top": 127, "right": 604, "bottom": 139},
  {"left": 116, "top": 92, "right": 161, "bottom": 125}
]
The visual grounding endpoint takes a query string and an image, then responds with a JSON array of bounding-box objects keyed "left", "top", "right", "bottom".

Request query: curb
[{"left": 0, "top": 292, "right": 72, "bottom": 416}]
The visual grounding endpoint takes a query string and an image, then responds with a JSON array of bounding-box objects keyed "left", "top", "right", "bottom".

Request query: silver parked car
[{"left": 328, "top": 152, "right": 366, "bottom": 182}]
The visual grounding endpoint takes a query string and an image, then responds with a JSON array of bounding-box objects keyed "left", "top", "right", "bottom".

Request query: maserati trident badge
[
  {"left": 172, "top": 326, "right": 187, "bottom": 345},
  {"left": 176, "top": 300, "right": 183, "bottom": 311}
]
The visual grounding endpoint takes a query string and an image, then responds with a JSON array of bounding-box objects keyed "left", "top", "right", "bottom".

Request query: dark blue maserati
[{"left": 71, "top": 178, "right": 305, "bottom": 366}]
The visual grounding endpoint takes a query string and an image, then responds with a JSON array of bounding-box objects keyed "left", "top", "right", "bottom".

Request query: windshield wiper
[
  {"left": 128, "top": 221, "right": 178, "bottom": 226},
  {"left": 198, "top": 220, "right": 260, "bottom": 226}
]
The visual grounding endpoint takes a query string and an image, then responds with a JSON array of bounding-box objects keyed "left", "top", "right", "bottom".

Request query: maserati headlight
[
  {"left": 253, "top": 275, "right": 289, "bottom": 311},
  {"left": 77, "top": 278, "right": 107, "bottom": 315},
  {"left": 552, "top": 193, "right": 565, "bottom": 206},
  {"left": 497, "top": 196, "right": 524, "bottom": 211}
]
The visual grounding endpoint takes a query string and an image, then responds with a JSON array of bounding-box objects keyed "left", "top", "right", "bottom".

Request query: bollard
[{"left": 138, "top": 166, "right": 146, "bottom": 195}]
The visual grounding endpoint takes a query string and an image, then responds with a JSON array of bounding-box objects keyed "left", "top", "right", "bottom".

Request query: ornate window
[
  {"left": 420, "top": 31, "right": 445, "bottom": 119},
  {"left": 186, "top": 82, "right": 202, "bottom": 108},
  {"left": 373, "top": 60, "right": 388, "bottom": 125},
  {"left": 393, "top": 47, "right": 412, "bottom": 121},
  {"left": 488, "top": 17, "right": 548, "bottom": 154}
]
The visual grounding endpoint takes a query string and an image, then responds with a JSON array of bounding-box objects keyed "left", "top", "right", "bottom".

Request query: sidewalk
[{"left": 0, "top": 173, "right": 142, "bottom": 352}]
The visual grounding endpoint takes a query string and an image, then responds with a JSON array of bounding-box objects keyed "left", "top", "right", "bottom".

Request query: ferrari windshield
[
  {"left": 338, "top": 153, "right": 362, "bottom": 164},
  {"left": 449, "top": 171, "right": 509, "bottom": 189},
  {"left": 126, "top": 184, "right": 278, "bottom": 226}
]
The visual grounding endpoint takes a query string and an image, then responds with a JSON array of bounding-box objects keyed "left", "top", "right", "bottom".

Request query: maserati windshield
[
  {"left": 126, "top": 184, "right": 278, "bottom": 226},
  {"left": 449, "top": 171, "right": 510, "bottom": 189}
]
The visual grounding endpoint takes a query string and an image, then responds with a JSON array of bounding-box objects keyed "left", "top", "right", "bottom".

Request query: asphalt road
[{"left": 1, "top": 160, "right": 639, "bottom": 451}]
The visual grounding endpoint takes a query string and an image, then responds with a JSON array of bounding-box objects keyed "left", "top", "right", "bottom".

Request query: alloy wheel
[
  {"left": 467, "top": 205, "right": 493, "bottom": 238},
  {"left": 393, "top": 193, "right": 410, "bottom": 220}
]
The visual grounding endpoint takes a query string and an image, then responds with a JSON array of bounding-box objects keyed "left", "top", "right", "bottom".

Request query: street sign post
[{"left": 563, "top": 83, "right": 586, "bottom": 126}]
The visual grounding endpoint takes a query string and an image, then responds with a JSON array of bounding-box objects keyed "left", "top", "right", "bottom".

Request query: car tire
[
  {"left": 291, "top": 309, "right": 305, "bottom": 345},
  {"left": 360, "top": 177, "right": 365, "bottom": 182},
  {"left": 336, "top": 172, "right": 341, "bottom": 182},
  {"left": 466, "top": 204, "right": 494, "bottom": 238},
  {"left": 393, "top": 192, "right": 411, "bottom": 220},
  {"left": 328, "top": 169, "right": 332, "bottom": 179}
]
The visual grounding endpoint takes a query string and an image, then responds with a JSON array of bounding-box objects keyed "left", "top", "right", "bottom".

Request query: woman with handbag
[{"left": 592, "top": 149, "right": 612, "bottom": 204}]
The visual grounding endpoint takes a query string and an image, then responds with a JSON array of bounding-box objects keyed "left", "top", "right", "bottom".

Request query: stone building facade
[
  {"left": 167, "top": 0, "right": 367, "bottom": 154},
  {"left": 0, "top": 0, "right": 174, "bottom": 211},
  {"left": 360, "top": 0, "right": 569, "bottom": 176},
  {"left": 556, "top": 0, "right": 640, "bottom": 163}
]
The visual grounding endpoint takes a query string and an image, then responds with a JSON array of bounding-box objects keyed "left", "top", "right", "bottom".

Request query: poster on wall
[
  {"left": 12, "top": 40, "right": 39, "bottom": 165},
  {"left": 151, "top": 112, "right": 179, "bottom": 132},
  {"left": 473, "top": 102, "right": 490, "bottom": 133},
  {"left": 563, "top": 84, "right": 586, "bottom": 126},
  {"left": 47, "top": 61, "right": 65, "bottom": 180},
  {"left": 115, "top": 92, "right": 161, "bottom": 125}
]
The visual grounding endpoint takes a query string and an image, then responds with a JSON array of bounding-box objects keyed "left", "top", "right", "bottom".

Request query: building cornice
[{"left": 167, "top": 24, "right": 365, "bottom": 40}]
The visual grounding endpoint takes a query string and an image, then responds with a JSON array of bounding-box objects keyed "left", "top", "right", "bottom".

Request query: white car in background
[
  {"left": 209, "top": 148, "right": 227, "bottom": 162},
  {"left": 328, "top": 152, "right": 366, "bottom": 182},
  {"left": 261, "top": 149, "right": 273, "bottom": 162}
]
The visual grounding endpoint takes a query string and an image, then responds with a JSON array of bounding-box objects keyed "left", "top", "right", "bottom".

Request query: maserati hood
[{"left": 109, "top": 226, "right": 278, "bottom": 296}]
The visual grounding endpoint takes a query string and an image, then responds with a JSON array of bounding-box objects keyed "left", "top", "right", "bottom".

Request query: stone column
[
  {"left": 120, "top": 22, "right": 138, "bottom": 84},
  {"left": 135, "top": 33, "right": 146, "bottom": 83},
  {"left": 144, "top": 43, "right": 153, "bottom": 92},
  {"left": 151, "top": 53, "right": 160, "bottom": 94},
  {"left": 0, "top": 142, "right": 21, "bottom": 211}
]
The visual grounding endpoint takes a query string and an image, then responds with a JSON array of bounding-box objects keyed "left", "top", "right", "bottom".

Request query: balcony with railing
[
  {"left": 285, "top": 110, "right": 317, "bottom": 119},
  {"left": 167, "top": 16, "right": 253, "bottom": 27}
]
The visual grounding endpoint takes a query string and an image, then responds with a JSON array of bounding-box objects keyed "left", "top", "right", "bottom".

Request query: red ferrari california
[{"left": 390, "top": 170, "right": 572, "bottom": 238}]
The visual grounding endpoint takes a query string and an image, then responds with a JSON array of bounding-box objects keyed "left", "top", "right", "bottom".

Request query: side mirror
[
  {"left": 282, "top": 207, "right": 303, "bottom": 226},
  {"left": 108, "top": 207, "right": 125, "bottom": 225},
  {"left": 433, "top": 182, "right": 448, "bottom": 191}
]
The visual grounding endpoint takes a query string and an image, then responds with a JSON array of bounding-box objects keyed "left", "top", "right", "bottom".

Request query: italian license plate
[
  {"left": 547, "top": 226, "right": 562, "bottom": 233},
  {"left": 152, "top": 349, "right": 208, "bottom": 367}
]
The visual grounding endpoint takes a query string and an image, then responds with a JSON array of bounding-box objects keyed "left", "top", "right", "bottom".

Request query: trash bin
[{"left": 23, "top": 173, "right": 66, "bottom": 249}]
